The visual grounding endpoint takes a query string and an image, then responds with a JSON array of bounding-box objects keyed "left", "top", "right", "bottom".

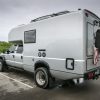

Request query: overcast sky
[{"left": 0, "top": 0, "right": 100, "bottom": 41}]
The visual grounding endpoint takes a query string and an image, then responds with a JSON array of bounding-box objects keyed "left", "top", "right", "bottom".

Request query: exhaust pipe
[{"left": 73, "top": 78, "right": 84, "bottom": 84}]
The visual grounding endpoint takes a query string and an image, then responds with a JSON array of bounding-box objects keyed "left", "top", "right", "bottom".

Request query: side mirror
[{"left": 11, "top": 51, "right": 14, "bottom": 53}]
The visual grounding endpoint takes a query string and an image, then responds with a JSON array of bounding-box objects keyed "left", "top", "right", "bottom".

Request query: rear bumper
[{"left": 84, "top": 67, "right": 100, "bottom": 80}]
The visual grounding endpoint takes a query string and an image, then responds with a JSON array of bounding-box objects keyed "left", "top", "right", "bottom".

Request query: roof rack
[{"left": 31, "top": 10, "right": 70, "bottom": 23}]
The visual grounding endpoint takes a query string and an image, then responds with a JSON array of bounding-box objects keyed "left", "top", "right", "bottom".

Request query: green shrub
[{"left": 0, "top": 42, "right": 12, "bottom": 53}]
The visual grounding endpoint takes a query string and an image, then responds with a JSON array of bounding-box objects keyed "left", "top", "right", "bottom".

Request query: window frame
[
  {"left": 8, "top": 45, "right": 17, "bottom": 53},
  {"left": 24, "top": 29, "right": 36, "bottom": 43},
  {"left": 86, "top": 22, "right": 94, "bottom": 57},
  {"left": 16, "top": 45, "right": 23, "bottom": 54}
]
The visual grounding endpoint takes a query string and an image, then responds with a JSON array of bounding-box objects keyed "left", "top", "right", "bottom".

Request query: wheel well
[
  {"left": 34, "top": 60, "right": 50, "bottom": 71},
  {"left": 0, "top": 57, "right": 6, "bottom": 65}
]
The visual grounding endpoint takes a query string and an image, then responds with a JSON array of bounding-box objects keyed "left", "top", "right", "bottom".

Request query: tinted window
[
  {"left": 87, "top": 23, "right": 94, "bottom": 56},
  {"left": 16, "top": 45, "right": 23, "bottom": 54},
  {"left": 9, "top": 45, "right": 16, "bottom": 53},
  {"left": 24, "top": 30, "right": 36, "bottom": 43}
]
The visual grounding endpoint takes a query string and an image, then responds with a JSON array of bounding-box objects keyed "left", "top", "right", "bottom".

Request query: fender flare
[{"left": 34, "top": 60, "right": 50, "bottom": 71}]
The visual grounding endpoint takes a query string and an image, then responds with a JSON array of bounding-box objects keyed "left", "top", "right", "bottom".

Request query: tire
[
  {"left": 0, "top": 59, "right": 4, "bottom": 72},
  {"left": 34, "top": 67, "right": 53, "bottom": 89},
  {"left": 0, "top": 59, "right": 8, "bottom": 72}
]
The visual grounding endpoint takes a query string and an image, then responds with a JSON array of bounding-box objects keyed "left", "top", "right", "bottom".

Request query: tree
[{"left": 0, "top": 42, "right": 12, "bottom": 53}]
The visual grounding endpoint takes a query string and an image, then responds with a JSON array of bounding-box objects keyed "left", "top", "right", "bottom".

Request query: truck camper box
[{"left": 0, "top": 9, "right": 100, "bottom": 89}]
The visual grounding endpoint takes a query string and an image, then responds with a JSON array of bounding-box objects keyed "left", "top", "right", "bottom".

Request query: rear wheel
[{"left": 34, "top": 67, "right": 53, "bottom": 89}]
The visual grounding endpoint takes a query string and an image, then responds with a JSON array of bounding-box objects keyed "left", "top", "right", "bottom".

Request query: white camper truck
[{"left": 0, "top": 9, "right": 100, "bottom": 88}]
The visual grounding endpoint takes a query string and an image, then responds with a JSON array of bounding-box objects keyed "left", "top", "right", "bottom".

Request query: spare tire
[{"left": 95, "top": 29, "right": 100, "bottom": 50}]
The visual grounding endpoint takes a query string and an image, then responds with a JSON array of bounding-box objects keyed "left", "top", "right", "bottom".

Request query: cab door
[
  {"left": 14, "top": 45, "right": 23, "bottom": 68},
  {"left": 5, "top": 45, "right": 17, "bottom": 66}
]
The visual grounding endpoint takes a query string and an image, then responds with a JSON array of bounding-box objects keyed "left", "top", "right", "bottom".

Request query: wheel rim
[
  {"left": 0, "top": 62, "right": 2, "bottom": 70},
  {"left": 36, "top": 71, "right": 46, "bottom": 86}
]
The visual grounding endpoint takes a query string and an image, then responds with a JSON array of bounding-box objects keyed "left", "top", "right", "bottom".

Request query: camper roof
[
  {"left": 31, "top": 10, "right": 70, "bottom": 23},
  {"left": 85, "top": 9, "right": 100, "bottom": 20},
  {"left": 30, "top": 9, "right": 100, "bottom": 23}
]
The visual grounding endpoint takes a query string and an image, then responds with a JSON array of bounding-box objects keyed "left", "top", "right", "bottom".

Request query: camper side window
[
  {"left": 87, "top": 23, "right": 94, "bottom": 56},
  {"left": 24, "top": 30, "right": 36, "bottom": 43}
]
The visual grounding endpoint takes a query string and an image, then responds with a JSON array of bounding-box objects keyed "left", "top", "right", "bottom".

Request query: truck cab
[{"left": 1, "top": 43, "right": 23, "bottom": 69}]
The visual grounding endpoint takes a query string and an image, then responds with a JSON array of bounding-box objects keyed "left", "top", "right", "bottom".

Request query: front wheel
[
  {"left": 0, "top": 59, "right": 4, "bottom": 72},
  {"left": 34, "top": 67, "right": 53, "bottom": 89}
]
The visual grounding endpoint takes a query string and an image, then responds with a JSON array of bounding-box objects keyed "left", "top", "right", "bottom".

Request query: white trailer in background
[{"left": 0, "top": 9, "right": 100, "bottom": 88}]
